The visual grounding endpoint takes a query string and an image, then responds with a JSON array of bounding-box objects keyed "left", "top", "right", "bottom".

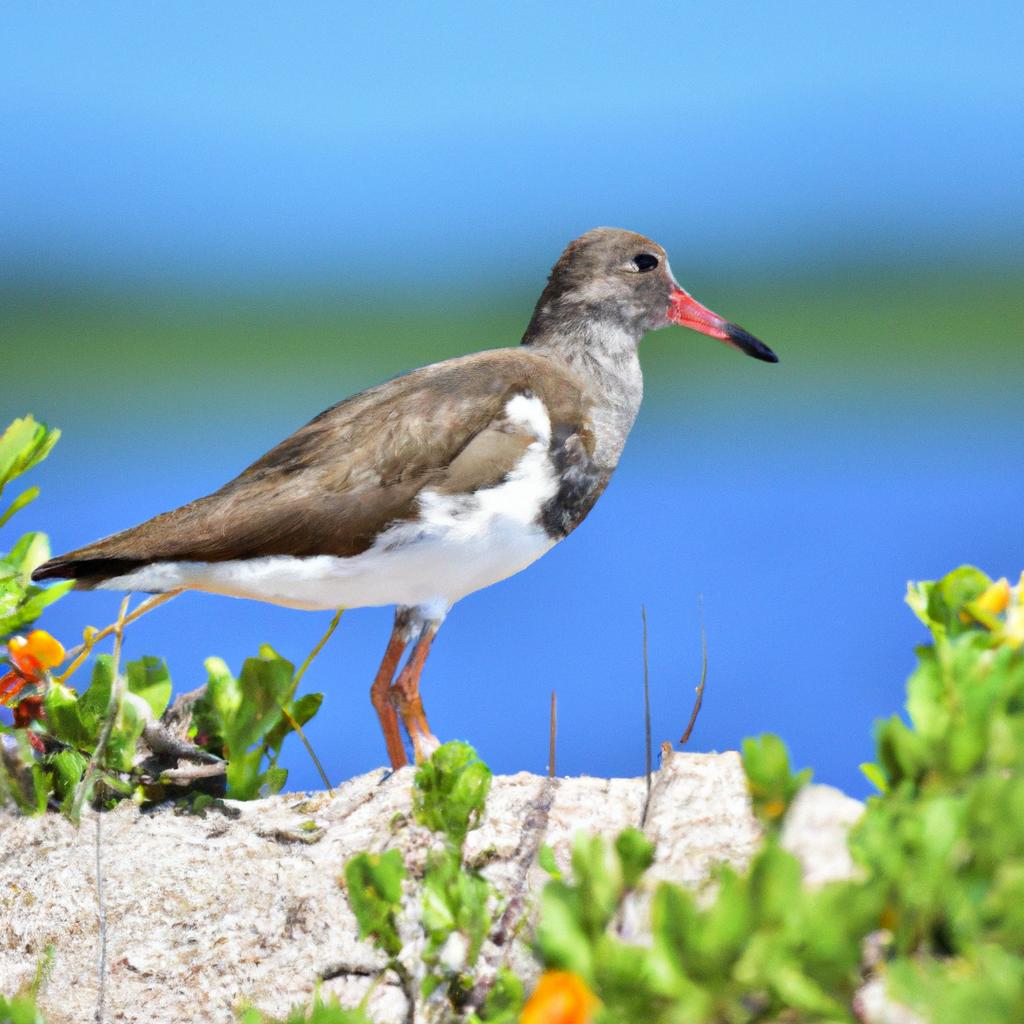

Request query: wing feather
[{"left": 33, "top": 349, "right": 591, "bottom": 583}]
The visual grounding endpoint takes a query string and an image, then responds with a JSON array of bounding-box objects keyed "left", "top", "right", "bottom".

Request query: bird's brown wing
[{"left": 34, "top": 349, "right": 592, "bottom": 584}]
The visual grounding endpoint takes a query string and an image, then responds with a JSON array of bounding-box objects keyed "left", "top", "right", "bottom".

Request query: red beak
[{"left": 667, "top": 288, "right": 778, "bottom": 363}]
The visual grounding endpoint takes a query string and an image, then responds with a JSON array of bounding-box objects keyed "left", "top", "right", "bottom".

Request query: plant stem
[
  {"left": 273, "top": 609, "right": 343, "bottom": 791},
  {"left": 279, "top": 704, "right": 332, "bottom": 791},
  {"left": 69, "top": 596, "right": 130, "bottom": 824},
  {"left": 642, "top": 604, "right": 652, "bottom": 802},
  {"left": 287, "top": 608, "right": 343, "bottom": 702},
  {"left": 679, "top": 599, "right": 708, "bottom": 746},
  {"left": 548, "top": 690, "right": 557, "bottom": 778},
  {"left": 56, "top": 590, "right": 181, "bottom": 685},
  {"left": 94, "top": 809, "right": 106, "bottom": 1024}
]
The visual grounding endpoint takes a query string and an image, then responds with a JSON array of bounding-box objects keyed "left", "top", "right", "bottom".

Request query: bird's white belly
[
  {"left": 102, "top": 398, "right": 560, "bottom": 615},
  {"left": 112, "top": 517, "right": 556, "bottom": 614}
]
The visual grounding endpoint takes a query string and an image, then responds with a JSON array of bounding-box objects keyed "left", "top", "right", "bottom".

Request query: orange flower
[
  {"left": 521, "top": 972, "right": 599, "bottom": 1024},
  {"left": 8, "top": 630, "right": 65, "bottom": 673},
  {"left": 1, "top": 629, "right": 65, "bottom": 709}
]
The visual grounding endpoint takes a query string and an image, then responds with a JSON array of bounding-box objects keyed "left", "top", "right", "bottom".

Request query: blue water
[{"left": 18, "top": 355, "right": 1024, "bottom": 798}]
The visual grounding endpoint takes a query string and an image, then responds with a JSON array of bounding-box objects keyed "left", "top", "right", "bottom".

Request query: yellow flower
[
  {"left": 960, "top": 577, "right": 1011, "bottom": 625},
  {"left": 1006, "top": 603, "right": 1024, "bottom": 650},
  {"left": 521, "top": 971, "right": 599, "bottom": 1024},
  {"left": 976, "top": 578, "right": 1011, "bottom": 616}
]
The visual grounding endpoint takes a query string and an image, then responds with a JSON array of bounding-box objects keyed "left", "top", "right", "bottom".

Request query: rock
[
  {"left": 854, "top": 978, "right": 927, "bottom": 1024},
  {"left": 0, "top": 752, "right": 868, "bottom": 1024},
  {"left": 781, "top": 782, "right": 864, "bottom": 887}
]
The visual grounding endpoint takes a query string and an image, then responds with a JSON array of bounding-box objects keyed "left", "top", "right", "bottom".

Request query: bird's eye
[{"left": 631, "top": 253, "right": 659, "bottom": 273}]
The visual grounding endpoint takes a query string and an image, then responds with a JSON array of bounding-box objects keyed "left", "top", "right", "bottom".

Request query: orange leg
[
  {"left": 390, "top": 621, "right": 441, "bottom": 764},
  {"left": 369, "top": 613, "right": 412, "bottom": 769}
]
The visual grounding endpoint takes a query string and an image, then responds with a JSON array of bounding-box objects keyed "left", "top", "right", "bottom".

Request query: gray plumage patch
[{"left": 540, "top": 426, "right": 609, "bottom": 540}]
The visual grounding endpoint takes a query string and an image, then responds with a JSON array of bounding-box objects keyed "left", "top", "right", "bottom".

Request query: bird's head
[{"left": 523, "top": 227, "right": 777, "bottom": 363}]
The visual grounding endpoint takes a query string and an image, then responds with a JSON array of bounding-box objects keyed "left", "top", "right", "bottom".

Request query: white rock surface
[
  {"left": 781, "top": 782, "right": 865, "bottom": 887},
  {"left": 0, "top": 752, "right": 868, "bottom": 1024}
]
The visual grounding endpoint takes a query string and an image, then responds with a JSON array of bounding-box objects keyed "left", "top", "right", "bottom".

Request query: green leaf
[
  {"left": 106, "top": 690, "right": 149, "bottom": 772},
  {"left": 859, "top": 761, "right": 888, "bottom": 793},
  {"left": 43, "top": 682, "right": 96, "bottom": 749},
  {"left": 52, "top": 749, "right": 89, "bottom": 816},
  {"left": 651, "top": 881, "right": 701, "bottom": 980},
  {"left": 225, "top": 747, "right": 266, "bottom": 801},
  {"left": 2, "top": 583, "right": 68, "bottom": 633},
  {"left": 48, "top": 748, "right": 87, "bottom": 802},
  {"left": 0, "top": 485, "right": 40, "bottom": 529},
  {"left": 615, "top": 827, "right": 654, "bottom": 888},
  {"left": 0, "top": 729, "right": 50, "bottom": 814},
  {"left": 747, "top": 843, "right": 803, "bottom": 928},
  {"left": 742, "top": 733, "right": 811, "bottom": 828},
  {"left": 193, "top": 648, "right": 323, "bottom": 800},
  {"left": 569, "top": 833, "right": 623, "bottom": 939},
  {"left": 420, "top": 845, "right": 491, "bottom": 967},
  {"left": 78, "top": 656, "right": 114, "bottom": 731},
  {"left": 0, "top": 992, "right": 47, "bottom": 1024},
  {"left": 537, "top": 844, "right": 561, "bottom": 879},
  {"left": 125, "top": 656, "right": 173, "bottom": 719},
  {"left": 413, "top": 741, "right": 492, "bottom": 849},
  {"left": 262, "top": 765, "right": 288, "bottom": 796},
  {"left": 239, "top": 993, "right": 374, "bottom": 1023},
  {"left": 228, "top": 646, "right": 293, "bottom": 752},
  {"left": 923, "top": 565, "right": 993, "bottom": 638},
  {"left": 474, "top": 967, "right": 524, "bottom": 1023},
  {"left": 535, "top": 881, "right": 594, "bottom": 980},
  {"left": 0, "top": 416, "right": 60, "bottom": 495},
  {"left": 344, "top": 850, "right": 406, "bottom": 958},
  {"left": 7, "top": 532, "right": 51, "bottom": 580},
  {"left": 768, "top": 959, "right": 848, "bottom": 1016}
]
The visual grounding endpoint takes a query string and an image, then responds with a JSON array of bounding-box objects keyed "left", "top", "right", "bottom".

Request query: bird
[{"left": 32, "top": 228, "right": 777, "bottom": 769}]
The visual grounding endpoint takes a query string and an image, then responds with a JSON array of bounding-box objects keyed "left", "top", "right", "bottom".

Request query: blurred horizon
[
  {"left": 4, "top": 2, "right": 1023, "bottom": 796},
  {"left": 5, "top": 3, "right": 1024, "bottom": 291}
]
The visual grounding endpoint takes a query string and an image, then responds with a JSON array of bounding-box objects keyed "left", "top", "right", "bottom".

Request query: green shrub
[
  {"left": 328, "top": 566, "right": 1024, "bottom": 1023},
  {"left": 0, "top": 416, "right": 326, "bottom": 817},
  {"left": 0, "top": 416, "right": 70, "bottom": 637}
]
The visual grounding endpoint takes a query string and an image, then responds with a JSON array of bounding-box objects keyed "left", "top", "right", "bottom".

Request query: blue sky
[{"left": 4, "top": 2, "right": 1022, "bottom": 287}]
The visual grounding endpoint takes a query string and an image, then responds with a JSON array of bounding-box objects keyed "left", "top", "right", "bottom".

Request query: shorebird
[{"left": 33, "top": 228, "right": 776, "bottom": 768}]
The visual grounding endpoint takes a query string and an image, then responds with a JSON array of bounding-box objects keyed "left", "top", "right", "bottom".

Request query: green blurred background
[{"left": 4, "top": 3, "right": 1023, "bottom": 794}]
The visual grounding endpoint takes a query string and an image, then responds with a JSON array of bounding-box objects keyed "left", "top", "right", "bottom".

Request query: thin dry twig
[
  {"left": 679, "top": 599, "right": 708, "bottom": 746},
  {"left": 57, "top": 590, "right": 182, "bottom": 685},
  {"left": 279, "top": 704, "right": 332, "bottom": 791},
  {"left": 94, "top": 810, "right": 105, "bottom": 1024},
  {"left": 84, "top": 596, "right": 131, "bottom": 1024},
  {"left": 157, "top": 762, "right": 227, "bottom": 785},
  {"left": 141, "top": 721, "right": 222, "bottom": 764},
  {"left": 548, "top": 690, "right": 557, "bottom": 778},
  {"left": 642, "top": 604, "right": 652, "bottom": 803}
]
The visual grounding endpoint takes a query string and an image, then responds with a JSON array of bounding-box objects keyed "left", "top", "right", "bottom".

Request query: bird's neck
[{"left": 522, "top": 317, "right": 644, "bottom": 467}]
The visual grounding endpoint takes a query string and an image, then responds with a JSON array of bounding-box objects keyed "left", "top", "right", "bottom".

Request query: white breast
[{"left": 100, "top": 395, "right": 560, "bottom": 617}]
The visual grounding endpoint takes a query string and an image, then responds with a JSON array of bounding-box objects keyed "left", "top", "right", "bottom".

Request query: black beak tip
[{"left": 727, "top": 323, "right": 779, "bottom": 364}]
